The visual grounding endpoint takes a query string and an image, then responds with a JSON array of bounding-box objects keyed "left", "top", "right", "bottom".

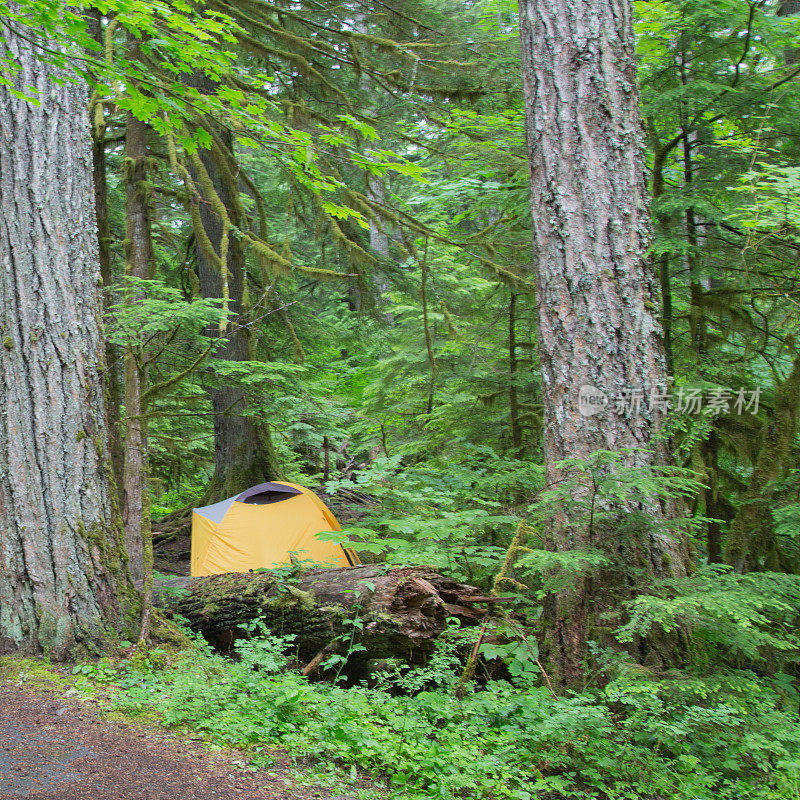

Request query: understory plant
[{"left": 75, "top": 627, "right": 800, "bottom": 800}]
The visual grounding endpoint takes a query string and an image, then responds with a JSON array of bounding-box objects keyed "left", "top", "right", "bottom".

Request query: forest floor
[{"left": 0, "top": 679, "right": 361, "bottom": 800}]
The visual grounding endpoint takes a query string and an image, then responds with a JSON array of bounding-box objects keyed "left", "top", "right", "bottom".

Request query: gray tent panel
[{"left": 193, "top": 495, "right": 237, "bottom": 524}]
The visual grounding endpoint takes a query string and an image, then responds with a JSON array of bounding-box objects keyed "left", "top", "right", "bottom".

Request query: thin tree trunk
[
  {"left": 0, "top": 24, "right": 136, "bottom": 656},
  {"left": 650, "top": 130, "right": 674, "bottom": 376},
  {"left": 518, "top": 0, "right": 688, "bottom": 683},
  {"left": 355, "top": 10, "right": 393, "bottom": 314},
  {"left": 677, "top": 57, "right": 726, "bottom": 567},
  {"left": 366, "top": 172, "right": 394, "bottom": 312},
  {"left": 509, "top": 292, "right": 523, "bottom": 453},
  {"left": 658, "top": 254, "right": 674, "bottom": 375},
  {"left": 367, "top": 173, "right": 390, "bottom": 260},
  {"left": 419, "top": 241, "right": 436, "bottom": 415},
  {"left": 87, "top": 10, "right": 125, "bottom": 495},
  {"left": 703, "top": 430, "right": 723, "bottom": 564},
  {"left": 679, "top": 54, "right": 707, "bottom": 362},
  {"left": 93, "top": 119, "right": 125, "bottom": 495},
  {"left": 122, "top": 105, "right": 152, "bottom": 592}
]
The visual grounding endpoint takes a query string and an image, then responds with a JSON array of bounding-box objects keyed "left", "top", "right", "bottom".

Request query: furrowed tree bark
[
  {"left": 186, "top": 76, "right": 283, "bottom": 501},
  {"left": 0, "top": 25, "right": 137, "bottom": 656},
  {"left": 155, "top": 566, "right": 488, "bottom": 671},
  {"left": 517, "top": 0, "right": 689, "bottom": 683}
]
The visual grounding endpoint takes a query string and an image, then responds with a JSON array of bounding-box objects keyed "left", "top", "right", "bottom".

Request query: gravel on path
[{"left": 0, "top": 682, "right": 357, "bottom": 800}]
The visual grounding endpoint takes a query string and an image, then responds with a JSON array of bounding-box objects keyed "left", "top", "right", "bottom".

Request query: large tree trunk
[
  {"left": 517, "top": 0, "right": 689, "bottom": 682},
  {"left": 155, "top": 566, "right": 488, "bottom": 672},
  {"left": 186, "top": 78, "right": 282, "bottom": 500},
  {"left": 0, "top": 26, "right": 136, "bottom": 657}
]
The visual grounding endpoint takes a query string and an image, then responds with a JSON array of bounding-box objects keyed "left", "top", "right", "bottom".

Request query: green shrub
[{"left": 91, "top": 631, "right": 800, "bottom": 800}]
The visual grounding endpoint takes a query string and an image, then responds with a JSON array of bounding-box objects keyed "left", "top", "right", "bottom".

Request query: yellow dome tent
[{"left": 190, "top": 481, "right": 359, "bottom": 576}]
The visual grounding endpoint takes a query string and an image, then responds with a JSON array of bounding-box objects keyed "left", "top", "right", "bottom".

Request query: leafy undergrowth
[{"left": 61, "top": 633, "right": 800, "bottom": 800}]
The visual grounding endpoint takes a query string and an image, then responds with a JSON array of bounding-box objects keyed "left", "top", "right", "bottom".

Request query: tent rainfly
[{"left": 190, "top": 481, "right": 359, "bottom": 576}]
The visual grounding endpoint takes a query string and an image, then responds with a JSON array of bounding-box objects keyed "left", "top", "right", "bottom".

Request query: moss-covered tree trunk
[
  {"left": 726, "top": 352, "right": 800, "bottom": 572},
  {"left": 186, "top": 76, "right": 283, "bottom": 501},
  {"left": 508, "top": 292, "right": 523, "bottom": 454},
  {"left": 0, "top": 25, "right": 137, "bottom": 657},
  {"left": 156, "top": 566, "right": 487, "bottom": 671}
]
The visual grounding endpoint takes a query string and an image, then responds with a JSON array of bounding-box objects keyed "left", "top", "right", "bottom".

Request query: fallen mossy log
[{"left": 155, "top": 566, "right": 491, "bottom": 672}]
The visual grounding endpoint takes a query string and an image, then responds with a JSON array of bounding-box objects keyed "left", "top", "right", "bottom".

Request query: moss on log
[{"left": 155, "top": 566, "right": 487, "bottom": 668}]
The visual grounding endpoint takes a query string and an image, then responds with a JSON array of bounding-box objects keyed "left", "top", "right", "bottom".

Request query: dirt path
[{"left": 0, "top": 682, "right": 358, "bottom": 800}]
